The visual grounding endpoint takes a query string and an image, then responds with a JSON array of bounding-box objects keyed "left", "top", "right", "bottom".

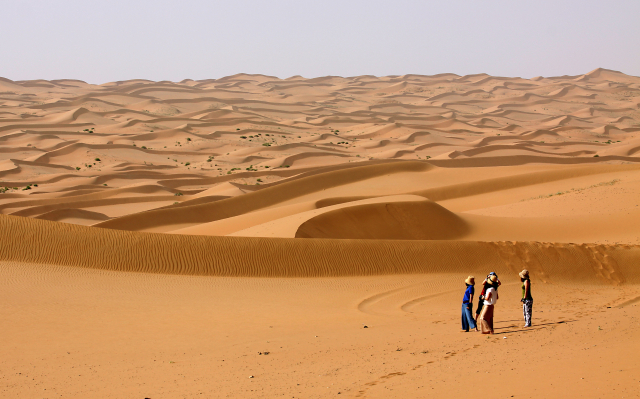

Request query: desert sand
[{"left": 1, "top": 69, "right": 640, "bottom": 398}]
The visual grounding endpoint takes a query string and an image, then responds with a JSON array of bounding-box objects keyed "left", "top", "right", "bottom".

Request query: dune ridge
[{"left": 0, "top": 214, "right": 637, "bottom": 285}]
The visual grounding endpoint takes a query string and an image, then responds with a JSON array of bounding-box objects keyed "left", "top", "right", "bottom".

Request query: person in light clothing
[
  {"left": 475, "top": 272, "right": 501, "bottom": 327},
  {"left": 479, "top": 274, "right": 499, "bottom": 334}
]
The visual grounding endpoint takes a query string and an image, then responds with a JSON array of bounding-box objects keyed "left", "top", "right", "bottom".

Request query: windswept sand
[{"left": 1, "top": 69, "right": 640, "bottom": 398}]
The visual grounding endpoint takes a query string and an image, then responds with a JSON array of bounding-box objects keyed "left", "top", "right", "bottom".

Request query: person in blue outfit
[{"left": 461, "top": 276, "right": 477, "bottom": 332}]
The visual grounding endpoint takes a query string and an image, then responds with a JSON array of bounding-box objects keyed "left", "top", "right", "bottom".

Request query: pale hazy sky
[{"left": 3, "top": 0, "right": 639, "bottom": 83}]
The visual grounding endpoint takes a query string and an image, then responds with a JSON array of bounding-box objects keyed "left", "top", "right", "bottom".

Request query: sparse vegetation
[{"left": 525, "top": 179, "right": 620, "bottom": 201}]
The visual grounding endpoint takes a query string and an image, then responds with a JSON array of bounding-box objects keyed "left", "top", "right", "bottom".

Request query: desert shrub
[
  {"left": 185, "top": 162, "right": 191, "bottom": 166},
  {"left": 94, "top": 158, "right": 101, "bottom": 162}
]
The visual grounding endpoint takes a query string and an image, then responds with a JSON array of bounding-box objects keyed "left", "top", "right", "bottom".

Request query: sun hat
[
  {"left": 489, "top": 274, "right": 498, "bottom": 283},
  {"left": 465, "top": 276, "right": 475, "bottom": 285},
  {"left": 519, "top": 269, "right": 530, "bottom": 279}
]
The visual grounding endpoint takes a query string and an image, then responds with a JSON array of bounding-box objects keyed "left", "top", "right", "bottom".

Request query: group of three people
[{"left": 461, "top": 269, "right": 533, "bottom": 334}]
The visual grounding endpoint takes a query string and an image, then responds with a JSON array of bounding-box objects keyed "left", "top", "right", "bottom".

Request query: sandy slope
[{"left": 1, "top": 70, "right": 640, "bottom": 398}]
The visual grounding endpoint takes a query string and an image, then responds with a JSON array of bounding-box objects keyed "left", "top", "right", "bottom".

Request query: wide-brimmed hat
[
  {"left": 519, "top": 269, "right": 530, "bottom": 279},
  {"left": 489, "top": 274, "right": 498, "bottom": 283},
  {"left": 465, "top": 276, "right": 475, "bottom": 285}
]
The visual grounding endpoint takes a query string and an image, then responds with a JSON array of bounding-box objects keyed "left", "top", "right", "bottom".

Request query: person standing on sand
[
  {"left": 461, "top": 276, "right": 476, "bottom": 332},
  {"left": 474, "top": 272, "right": 501, "bottom": 328},
  {"left": 520, "top": 269, "right": 533, "bottom": 327},
  {"left": 479, "top": 274, "right": 499, "bottom": 334}
]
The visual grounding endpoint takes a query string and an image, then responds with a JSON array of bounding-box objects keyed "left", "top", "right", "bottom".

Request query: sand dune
[
  {"left": 2, "top": 70, "right": 640, "bottom": 398},
  {"left": 1, "top": 214, "right": 638, "bottom": 284}
]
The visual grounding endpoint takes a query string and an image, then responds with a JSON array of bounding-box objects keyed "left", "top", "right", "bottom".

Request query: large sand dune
[{"left": 1, "top": 69, "right": 640, "bottom": 398}]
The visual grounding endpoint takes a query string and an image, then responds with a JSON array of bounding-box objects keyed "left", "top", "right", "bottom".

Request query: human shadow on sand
[{"left": 494, "top": 320, "right": 576, "bottom": 334}]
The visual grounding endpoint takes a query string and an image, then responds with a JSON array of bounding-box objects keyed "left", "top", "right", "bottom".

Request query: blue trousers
[{"left": 461, "top": 303, "right": 476, "bottom": 331}]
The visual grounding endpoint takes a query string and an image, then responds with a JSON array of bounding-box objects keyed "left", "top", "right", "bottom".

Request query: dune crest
[{"left": 1, "top": 214, "right": 638, "bottom": 284}]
